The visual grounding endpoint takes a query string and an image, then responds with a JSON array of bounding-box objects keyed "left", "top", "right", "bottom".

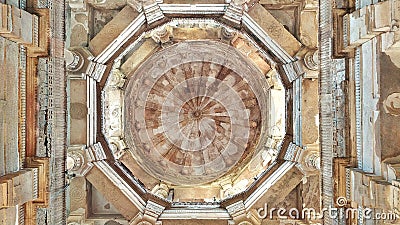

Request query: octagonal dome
[{"left": 124, "top": 40, "right": 270, "bottom": 185}]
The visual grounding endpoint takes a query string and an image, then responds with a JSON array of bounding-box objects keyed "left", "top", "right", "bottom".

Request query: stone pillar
[{"left": 303, "top": 49, "right": 319, "bottom": 71}]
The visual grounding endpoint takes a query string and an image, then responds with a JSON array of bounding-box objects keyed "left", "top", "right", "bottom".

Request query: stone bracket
[
  {"left": 280, "top": 60, "right": 305, "bottom": 83},
  {"left": 143, "top": 1, "right": 165, "bottom": 24},
  {"left": 283, "top": 142, "right": 304, "bottom": 162},
  {"left": 226, "top": 200, "right": 261, "bottom": 224},
  {"left": 142, "top": 200, "right": 165, "bottom": 223},
  {"left": 87, "top": 142, "right": 107, "bottom": 162},
  {"left": 86, "top": 57, "right": 107, "bottom": 81},
  {"left": 226, "top": 200, "right": 247, "bottom": 219},
  {"left": 222, "top": 2, "right": 244, "bottom": 26}
]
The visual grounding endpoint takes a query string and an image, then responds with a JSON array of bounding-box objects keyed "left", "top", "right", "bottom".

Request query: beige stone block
[
  {"left": 0, "top": 4, "right": 6, "bottom": 33},
  {"left": 249, "top": 52, "right": 271, "bottom": 74},
  {"left": 0, "top": 5, "right": 11, "bottom": 34},
  {"left": 174, "top": 187, "right": 220, "bottom": 201},
  {"left": 89, "top": 6, "right": 139, "bottom": 56},
  {"left": 172, "top": 27, "right": 220, "bottom": 40},
  {"left": 395, "top": 0, "right": 400, "bottom": 22},
  {"left": 69, "top": 177, "right": 87, "bottom": 212},
  {"left": 300, "top": 10, "right": 318, "bottom": 48},
  {"left": 248, "top": 4, "right": 301, "bottom": 57},
  {"left": 17, "top": 170, "right": 33, "bottom": 204},
  {"left": 86, "top": 166, "right": 140, "bottom": 220},
  {"left": 2, "top": 6, "right": 21, "bottom": 39},
  {"left": 372, "top": 1, "right": 391, "bottom": 31},
  {"left": 0, "top": 182, "right": 7, "bottom": 207},
  {"left": 19, "top": 9, "right": 33, "bottom": 44},
  {"left": 120, "top": 39, "right": 159, "bottom": 76},
  {"left": 119, "top": 152, "right": 159, "bottom": 189}
]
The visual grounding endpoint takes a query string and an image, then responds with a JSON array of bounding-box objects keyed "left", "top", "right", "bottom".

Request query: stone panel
[
  {"left": 89, "top": 6, "right": 140, "bottom": 56},
  {"left": 86, "top": 166, "right": 140, "bottom": 220},
  {"left": 248, "top": 4, "right": 301, "bottom": 57}
]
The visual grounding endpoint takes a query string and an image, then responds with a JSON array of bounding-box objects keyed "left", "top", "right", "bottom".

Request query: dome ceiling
[
  {"left": 96, "top": 16, "right": 296, "bottom": 202},
  {"left": 124, "top": 41, "right": 267, "bottom": 185}
]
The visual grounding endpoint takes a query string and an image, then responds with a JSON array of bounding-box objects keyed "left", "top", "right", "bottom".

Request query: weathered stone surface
[
  {"left": 86, "top": 166, "right": 140, "bottom": 220},
  {"left": 0, "top": 207, "right": 17, "bottom": 225},
  {"left": 300, "top": 10, "right": 318, "bottom": 47},
  {"left": 124, "top": 41, "right": 267, "bottom": 186},
  {"left": 301, "top": 78, "right": 319, "bottom": 145},
  {"left": 69, "top": 79, "right": 87, "bottom": 145},
  {"left": 173, "top": 187, "right": 221, "bottom": 201},
  {"left": 120, "top": 39, "right": 159, "bottom": 75},
  {"left": 379, "top": 53, "right": 400, "bottom": 161},
  {"left": 252, "top": 166, "right": 303, "bottom": 209},
  {"left": 69, "top": 177, "right": 87, "bottom": 212},
  {"left": 172, "top": 27, "right": 220, "bottom": 40},
  {"left": 0, "top": 37, "right": 19, "bottom": 176},
  {"left": 89, "top": 6, "right": 139, "bottom": 56},
  {"left": 87, "top": 0, "right": 126, "bottom": 10},
  {"left": 248, "top": 4, "right": 301, "bottom": 56},
  {"left": 119, "top": 152, "right": 159, "bottom": 189}
]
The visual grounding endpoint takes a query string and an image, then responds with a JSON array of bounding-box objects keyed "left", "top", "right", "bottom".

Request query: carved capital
[
  {"left": 151, "top": 183, "right": 169, "bottom": 199},
  {"left": 67, "top": 146, "right": 93, "bottom": 176},
  {"left": 151, "top": 26, "right": 171, "bottom": 44},
  {"left": 303, "top": 49, "right": 319, "bottom": 71},
  {"left": 65, "top": 49, "right": 84, "bottom": 72}
]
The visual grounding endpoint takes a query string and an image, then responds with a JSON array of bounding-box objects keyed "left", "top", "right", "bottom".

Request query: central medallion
[{"left": 125, "top": 41, "right": 269, "bottom": 185}]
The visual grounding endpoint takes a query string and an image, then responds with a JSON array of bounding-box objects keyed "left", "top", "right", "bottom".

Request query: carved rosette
[
  {"left": 303, "top": 49, "right": 319, "bottom": 71},
  {"left": 65, "top": 49, "right": 84, "bottom": 72}
]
